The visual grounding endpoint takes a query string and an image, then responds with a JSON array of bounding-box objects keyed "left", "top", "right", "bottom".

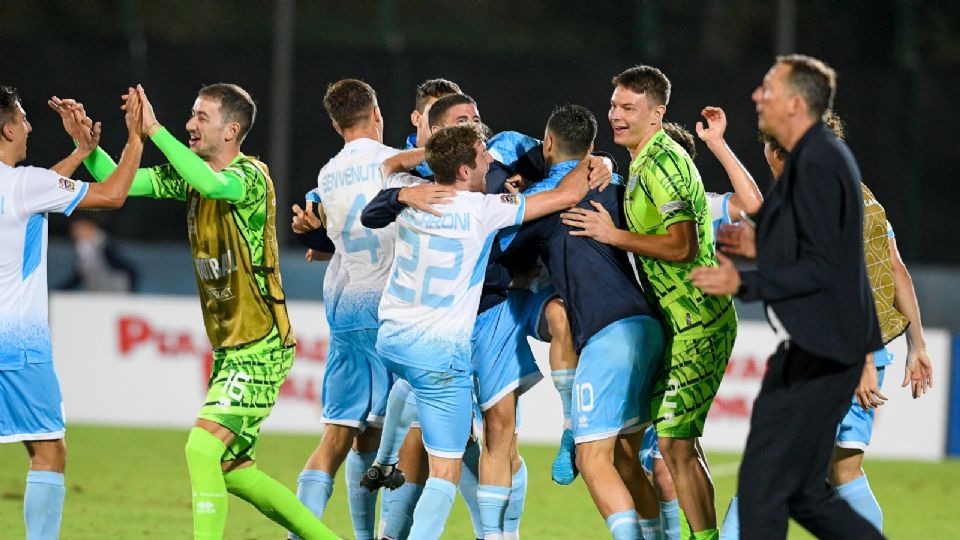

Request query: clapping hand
[{"left": 48, "top": 97, "right": 101, "bottom": 156}]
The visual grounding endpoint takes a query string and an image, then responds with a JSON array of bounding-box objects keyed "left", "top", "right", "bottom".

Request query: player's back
[
  {"left": 0, "top": 164, "right": 86, "bottom": 365},
  {"left": 378, "top": 191, "right": 524, "bottom": 372},
  {"left": 316, "top": 138, "right": 399, "bottom": 331}
]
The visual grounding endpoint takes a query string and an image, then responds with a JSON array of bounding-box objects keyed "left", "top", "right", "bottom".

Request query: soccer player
[
  {"left": 562, "top": 66, "right": 737, "bottom": 540},
  {"left": 288, "top": 79, "right": 420, "bottom": 540},
  {"left": 713, "top": 111, "right": 933, "bottom": 538},
  {"left": 500, "top": 104, "right": 666, "bottom": 539},
  {"left": 77, "top": 85, "right": 338, "bottom": 539},
  {"left": 405, "top": 80, "right": 462, "bottom": 151},
  {"left": 377, "top": 123, "right": 592, "bottom": 539},
  {"left": 1, "top": 85, "right": 143, "bottom": 540}
]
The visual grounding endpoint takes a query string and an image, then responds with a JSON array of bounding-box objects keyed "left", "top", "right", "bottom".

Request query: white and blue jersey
[
  {"left": 1, "top": 163, "right": 87, "bottom": 442},
  {"left": 706, "top": 191, "right": 735, "bottom": 239},
  {"left": 315, "top": 138, "right": 413, "bottom": 332},
  {"left": 378, "top": 189, "right": 526, "bottom": 372}
]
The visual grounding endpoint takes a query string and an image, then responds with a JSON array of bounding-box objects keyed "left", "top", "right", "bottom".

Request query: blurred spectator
[{"left": 58, "top": 215, "right": 138, "bottom": 292}]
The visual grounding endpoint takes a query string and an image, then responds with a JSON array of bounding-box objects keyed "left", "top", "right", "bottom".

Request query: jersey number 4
[
  {"left": 387, "top": 226, "right": 463, "bottom": 308},
  {"left": 342, "top": 193, "right": 380, "bottom": 263}
]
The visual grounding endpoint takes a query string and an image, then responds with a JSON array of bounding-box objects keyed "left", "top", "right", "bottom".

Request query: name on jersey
[
  {"left": 404, "top": 211, "right": 471, "bottom": 231},
  {"left": 195, "top": 250, "right": 238, "bottom": 281},
  {"left": 321, "top": 163, "right": 380, "bottom": 193}
]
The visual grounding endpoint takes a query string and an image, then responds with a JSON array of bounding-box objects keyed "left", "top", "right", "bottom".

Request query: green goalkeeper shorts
[
  {"left": 651, "top": 316, "right": 737, "bottom": 439},
  {"left": 197, "top": 335, "right": 295, "bottom": 461}
]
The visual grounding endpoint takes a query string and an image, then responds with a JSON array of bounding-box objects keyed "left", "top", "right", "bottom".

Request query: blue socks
[
  {"left": 24, "top": 470, "right": 65, "bottom": 540},
  {"left": 478, "top": 484, "right": 511, "bottom": 538},
  {"left": 383, "top": 482, "right": 424, "bottom": 540},
  {"left": 346, "top": 450, "right": 378, "bottom": 539},
  {"left": 719, "top": 496, "right": 739, "bottom": 540},
  {"left": 551, "top": 369, "right": 576, "bottom": 429},
  {"left": 639, "top": 516, "right": 664, "bottom": 539},
  {"left": 460, "top": 442, "right": 484, "bottom": 539},
  {"left": 376, "top": 380, "right": 418, "bottom": 466},
  {"left": 409, "top": 477, "right": 457, "bottom": 540},
  {"left": 295, "top": 469, "right": 334, "bottom": 522},
  {"left": 836, "top": 475, "right": 883, "bottom": 531},
  {"left": 503, "top": 459, "right": 527, "bottom": 538},
  {"left": 606, "top": 510, "right": 641, "bottom": 540}
]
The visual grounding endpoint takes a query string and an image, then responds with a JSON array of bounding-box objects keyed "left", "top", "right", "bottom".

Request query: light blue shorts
[
  {"left": 322, "top": 329, "right": 393, "bottom": 429},
  {"left": 836, "top": 354, "right": 890, "bottom": 450},
  {"left": 383, "top": 358, "right": 473, "bottom": 459},
  {"left": 471, "top": 288, "right": 550, "bottom": 411},
  {"left": 0, "top": 360, "right": 65, "bottom": 443},
  {"left": 639, "top": 424, "right": 661, "bottom": 474},
  {"left": 573, "top": 315, "right": 665, "bottom": 444}
]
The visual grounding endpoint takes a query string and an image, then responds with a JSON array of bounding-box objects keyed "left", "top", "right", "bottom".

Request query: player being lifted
[
  {"left": 376, "top": 123, "right": 594, "bottom": 539},
  {"left": 563, "top": 66, "right": 737, "bottom": 540},
  {"left": 69, "top": 84, "right": 339, "bottom": 539},
  {"left": 1, "top": 85, "right": 143, "bottom": 540}
]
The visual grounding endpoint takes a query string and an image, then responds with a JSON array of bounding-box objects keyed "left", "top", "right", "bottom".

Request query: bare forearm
[
  {"left": 893, "top": 265, "right": 926, "bottom": 349},
  {"left": 610, "top": 228, "right": 697, "bottom": 262},
  {"left": 706, "top": 139, "right": 762, "bottom": 214},
  {"left": 82, "top": 137, "right": 144, "bottom": 209},
  {"left": 50, "top": 149, "right": 89, "bottom": 178},
  {"left": 381, "top": 148, "right": 426, "bottom": 177}
]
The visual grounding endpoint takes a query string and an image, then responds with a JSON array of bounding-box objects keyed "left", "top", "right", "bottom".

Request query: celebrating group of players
[{"left": 0, "top": 53, "right": 933, "bottom": 540}]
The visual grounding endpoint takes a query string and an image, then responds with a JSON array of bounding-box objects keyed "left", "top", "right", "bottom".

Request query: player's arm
[
  {"left": 888, "top": 231, "right": 933, "bottom": 397},
  {"left": 520, "top": 158, "right": 591, "bottom": 222},
  {"left": 48, "top": 97, "right": 103, "bottom": 178},
  {"left": 77, "top": 88, "right": 146, "bottom": 209},
  {"left": 134, "top": 87, "right": 244, "bottom": 201},
  {"left": 697, "top": 106, "right": 762, "bottom": 214},
  {"left": 380, "top": 148, "right": 426, "bottom": 178}
]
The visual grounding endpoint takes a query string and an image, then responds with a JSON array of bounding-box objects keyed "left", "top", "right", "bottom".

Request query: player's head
[
  {"left": 609, "top": 65, "right": 670, "bottom": 154},
  {"left": 0, "top": 85, "right": 30, "bottom": 164},
  {"left": 412, "top": 79, "right": 462, "bottom": 148},
  {"left": 187, "top": 83, "right": 256, "bottom": 159},
  {"left": 425, "top": 123, "right": 491, "bottom": 192},
  {"left": 760, "top": 109, "right": 844, "bottom": 179},
  {"left": 662, "top": 122, "right": 697, "bottom": 160},
  {"left": 544, "top": 104, "right": 597, "bottom": 165},
  {"left": 753, "top": 54, "right": 836, "bottom": 144},
  {"left": 428, "top": 93, "right": 481, "bottom": 134},
  {"left": 323, "top": 78, "right": 383, "bottom": 140}
]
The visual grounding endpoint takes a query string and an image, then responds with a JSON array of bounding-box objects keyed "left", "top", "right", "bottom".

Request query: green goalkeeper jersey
[{"left": 624, "top": 129, "right": 735, "bottom": 339}]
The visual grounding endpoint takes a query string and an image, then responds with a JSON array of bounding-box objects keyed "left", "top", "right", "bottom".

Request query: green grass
[{"left": 1, "top": 425, "right": 959, "bottom": 538}]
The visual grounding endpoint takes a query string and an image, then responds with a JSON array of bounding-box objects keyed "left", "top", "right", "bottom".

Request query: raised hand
[
  {"left": 291, "top": 201, "right": 324, "bottom": 234},
  {"left": 122, "top": 87, "right": 144, "bottom": 141},
  {"left": 48, "top": 97, "right": 101, "bottom": 155},
  {"left": 136, "top": 85, "right": 160, "bottom": 136},
  {"left": 586, "top": 155, "right": 613, "bottom": 191},
  {"left": 695, "top": 106, "right": 727, "bottom": 145}
]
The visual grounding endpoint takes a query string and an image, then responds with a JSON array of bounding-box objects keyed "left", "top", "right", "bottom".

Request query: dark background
[{"left": 4, "top": 0, "right": 959, "bottom": 264}]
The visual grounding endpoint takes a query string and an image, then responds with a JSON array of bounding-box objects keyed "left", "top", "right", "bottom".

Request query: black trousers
[{"left": 738, "top": 342, "right": 886, "bottom": 540}]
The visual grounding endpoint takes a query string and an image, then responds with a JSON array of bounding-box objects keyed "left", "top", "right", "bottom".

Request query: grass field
[{"left": 2, "top": 425, "right": 959, "bottom": 539}]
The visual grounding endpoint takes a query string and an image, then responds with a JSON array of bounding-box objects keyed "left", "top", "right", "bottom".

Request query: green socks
[
  {"left": 184, "top": 427, "right": 230, "bottom": 540},
  {"left": 224, "top": 464, "right": 340, "bottom": 540},
  {"left": 691, "top": 528, "right": 720, "bottom": 540}
]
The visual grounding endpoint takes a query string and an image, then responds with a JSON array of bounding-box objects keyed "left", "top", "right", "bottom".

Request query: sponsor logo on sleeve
[
  {"left": 58, "top": 177, "right": 78, "bottom": 192},
  {"left": 660, "top": 201, "right": 688, "bottom": 214},
  {"left": 500, "top": 194, "right": 520, "bottom": 205}
]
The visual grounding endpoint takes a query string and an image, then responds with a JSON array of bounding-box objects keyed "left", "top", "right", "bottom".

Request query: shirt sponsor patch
[
  {"left": 500, "top": 194, "right": 520, "bottom": 205},
  {"left": 660, "top": 200, "right": 688, "bottom": 214},
  {"left": 58, "top": 177, "right": 78, "bottom": 192}
]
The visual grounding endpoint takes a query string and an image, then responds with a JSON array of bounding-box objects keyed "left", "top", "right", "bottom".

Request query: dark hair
[
  {"left": 761, "top": 108, "right": 845, "bottom": 160},
  {"left": 546, "top": 104, "right": 597, "bottom": 158},
  {"left": 0, "top": 85, "right": 21, "bottom": 128},
  {"left": 427, "top": 93, "right": 477, "bottom": 128},
  {"left": 612, "top": 65, "right": 671, "bottom": 106},
  {"left": 425, "top": 123, "right": 485, "bottom": 186},
  {"left": 323, "top": 79, "right": 377, "bottom": 131},
  {"left": 199, "top": 83, "right": 256, "bottom": 143},
  {"left": 415, "top": 79, "right": 462, "bottom": 113},
  {"left": 776, "top": 54, "right": 837, "bottom": 120},
  {"left": 662, "top": 122, "right": 697, "bottom": 160}
]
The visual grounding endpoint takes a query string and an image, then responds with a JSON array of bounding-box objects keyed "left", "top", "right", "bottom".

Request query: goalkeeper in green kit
[{"left": 58, "top": 85, "right": 339, "bottom": 539}]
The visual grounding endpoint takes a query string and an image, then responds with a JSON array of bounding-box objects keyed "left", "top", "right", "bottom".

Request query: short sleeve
[
  {"left": 706, "top": 191, "right": 733, "bottom": 226},
  {"left": 644, "top": 165, "right": 696, "bottom": 228},
  {"left": 146, "top": 163, "right": 189, "bottom": 201},
  {"left": 384, "top": 172, "right": 426, "bottom": 189},
  {"left": 886, "top": 220, "right": 895, "bottom": 239},
  {"left": 20, "top": 166, "right": 89, "bottom": 216},
  {"left": 480, "top": 193, "right": 526, "bottom": 234},
  {"left": 305, "top": 188, "right": 321, "bottom": 203}
]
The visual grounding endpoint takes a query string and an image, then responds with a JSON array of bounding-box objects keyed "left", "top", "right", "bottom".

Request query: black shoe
[{"left": 361, "top": 463, "right": 406, "bottom": 491}]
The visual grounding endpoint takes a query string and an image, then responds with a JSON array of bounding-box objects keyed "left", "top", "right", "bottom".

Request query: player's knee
[
  {"left": 482, "top": 406, "right": 516, "bottom": 449},
  {"left": 657, "top": 436, "right": 694, "bottom": 462},
  {"left": 544, "top": 298, "right": 570, "bottom": 340},
  {"left": 575, "top": 440, "right": 613, "bottom": 472},
  {"left": 355, "top": 426, "right": 382, "bottom": 453},
  {"left": 652, "top": 460, "right": 677, "bottom": 499},
  {"left": 28, "top": 439, "right": 67, "bottom": 472}
]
